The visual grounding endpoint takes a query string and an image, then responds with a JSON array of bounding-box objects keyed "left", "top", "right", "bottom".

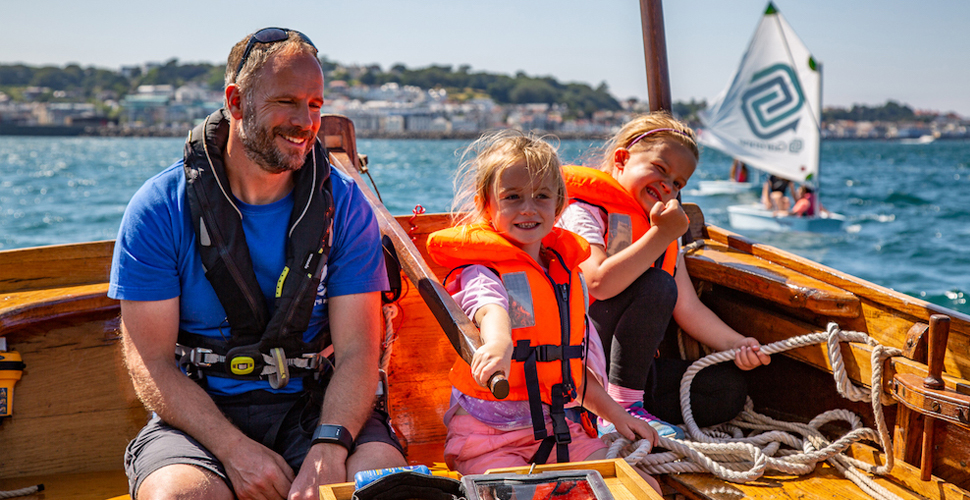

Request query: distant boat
[
  {"left": 725, "top": 203, "right": 845, "bottom": 232},
  {"left": 691, "top": 156, "right": 761, "bottom": 196},
  {"left": 899, "top": 134, "right": 936, "bottom": 144},
  {"left": 698, "top": 3, "right": 844, "bottom": 233},
  {"left": 693, "top": 177, "right": 760, "bottom": 196}
]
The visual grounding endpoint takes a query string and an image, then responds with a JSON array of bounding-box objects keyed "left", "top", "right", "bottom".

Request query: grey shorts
[{"left": 124, "top": 391, "right": 403, "bottom": 497}]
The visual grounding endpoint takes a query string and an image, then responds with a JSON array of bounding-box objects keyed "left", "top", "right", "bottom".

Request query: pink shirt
[{"left": 444, "top": 265, "right": 607, "bottom": 430}]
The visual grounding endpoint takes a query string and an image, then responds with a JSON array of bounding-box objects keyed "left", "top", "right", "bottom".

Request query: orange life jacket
[
  {"left": 562, "top": 165, "right": 678, "bottom": 276},
  {"left": 427, "top": 224, "right": 590, "bottom": 406}
]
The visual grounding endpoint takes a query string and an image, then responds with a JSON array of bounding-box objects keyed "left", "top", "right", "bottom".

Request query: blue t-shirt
[{"left": 108, "top": 160, "right": 389, "bottom": 396}]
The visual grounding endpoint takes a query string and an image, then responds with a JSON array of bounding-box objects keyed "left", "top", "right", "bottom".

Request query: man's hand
[
  {"left": 221, "top": 436, "right": 294, "bottom": 500},
  {"left": 287, "top": 443, "right": 348, "bottom": 500},
  {"left": 649, "top": 199, "right": 689, "bottom": 243}
]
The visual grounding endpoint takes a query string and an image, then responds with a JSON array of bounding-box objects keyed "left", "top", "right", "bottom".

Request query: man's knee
[
  {"left": 136, "top": 464, "right": 232, "bottom": 500},
  {"left": 345, "top": 442, "right": 408, "bottom": 480}
]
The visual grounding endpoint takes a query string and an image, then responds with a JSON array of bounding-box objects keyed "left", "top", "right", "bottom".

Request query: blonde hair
[
  {"left": 451, "top": 130, "right": 565, "bottom": 226},
  {"left": 596, "top": 112, "right": 699, "bottom": 173}
]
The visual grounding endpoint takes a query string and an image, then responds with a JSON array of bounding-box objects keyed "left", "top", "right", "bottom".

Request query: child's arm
[
  {"left": 581, "top": 200, "right": 689, "bottom": 300},
  {"left": 671, "top": 254, "right": 770, "bottom": 370},
  {"left": 470, "top": 303, "right": 513, "bottom": 387},
  {"left": 578, "top": 368, "right": 659, "bottom": 446}
]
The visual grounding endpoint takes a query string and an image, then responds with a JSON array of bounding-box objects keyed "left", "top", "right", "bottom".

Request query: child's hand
[
  {"left": 732, "top": 337, "right": 771, "bottom": 370},
  {"left": 649, "top": 199, "right": 690, "bottom": 243},
  {"left": 470, "top": 337, "right": 513, "bottom": 388},
  {"left": 612, "top": 412, "right": 660, "bottom": 449}
]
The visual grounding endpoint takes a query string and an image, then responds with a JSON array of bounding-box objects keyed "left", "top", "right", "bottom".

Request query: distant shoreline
[{"left": 0, "top": 124, "right": 967, "bottom": 142}]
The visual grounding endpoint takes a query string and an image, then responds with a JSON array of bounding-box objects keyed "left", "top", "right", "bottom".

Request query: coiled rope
[
  {"left": 0, "top": 484, "right": 43, "bottom": 499},
  {"left": 606, "top": 323, "right": 905, "bottom": 500}
]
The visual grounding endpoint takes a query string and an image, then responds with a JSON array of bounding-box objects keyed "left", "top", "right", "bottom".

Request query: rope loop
[
  {"left": 408, "top": 204, "right": 426, "bottom": 241},
  {"left": 609, "top": 322, "right": 905, "bottom": 500}
]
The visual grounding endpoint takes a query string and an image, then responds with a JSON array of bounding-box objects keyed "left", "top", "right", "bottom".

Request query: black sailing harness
[{"left": 176, "top": 108, "right": 334, "bottom": 390}]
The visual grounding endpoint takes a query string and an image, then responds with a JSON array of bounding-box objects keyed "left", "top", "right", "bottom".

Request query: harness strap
[
  {"left": 514, "top": 339, "right": 548, "bottom": 442},
  {"left": 176, "top": 331, "right": 333, "bottom": 382},
  {"left": 513, "top": 339, "right": 581, "bottom": 464},
  {"left": 528, "top": 386, "right": 571, "bottom": 464}
]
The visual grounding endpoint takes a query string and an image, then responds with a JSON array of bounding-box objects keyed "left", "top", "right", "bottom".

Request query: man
[{"left": 109, "top": 28, "right": 406, "bottom": 500}]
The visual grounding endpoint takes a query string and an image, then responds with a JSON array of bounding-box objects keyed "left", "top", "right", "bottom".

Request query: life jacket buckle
[
  {"left": 225, "top": 346, "right": 264, "bottom": 378},
  {"left": 536, "top": 345, "right": 562, "bottom": 362},
  {"left": 175, "top": 344, "right": 218, "bottom": 368}
]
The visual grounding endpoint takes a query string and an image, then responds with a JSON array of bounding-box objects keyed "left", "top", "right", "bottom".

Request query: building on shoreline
[{"left": 1, "top": 81, "right": 968, "bottom": 140}]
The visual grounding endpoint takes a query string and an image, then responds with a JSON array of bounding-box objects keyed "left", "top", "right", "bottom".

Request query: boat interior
[{"left": 2, "top": 116, "right": 970, "bottom": 500}]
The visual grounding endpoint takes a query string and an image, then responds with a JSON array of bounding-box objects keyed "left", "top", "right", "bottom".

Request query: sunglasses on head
[{"left": 234, "top": 27, "right": 317, "bottom": 78}]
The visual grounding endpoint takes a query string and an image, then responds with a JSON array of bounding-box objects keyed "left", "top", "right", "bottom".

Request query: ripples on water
[{"left": 1, "top": 136, "right": 966, "bottom": 314}]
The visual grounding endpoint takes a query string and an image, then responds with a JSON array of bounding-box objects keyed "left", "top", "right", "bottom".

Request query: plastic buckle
[
  {"left": 301, "top": 352, "right": 322, "bottom": 371},
  {"left": 189, "top": 347, "right": 214, "bottom": 367},
  {"left": 267, "top": 347, "right": 290, "bottom": 389},
  {"left": 225, "top": 346, "right": 264, "bottom": 378},
  {"left": 375, "top": 369, "right": 389, "bottom": 414},
  {"left": 536, "top": 345, "right": 562, "bottom": 362}
]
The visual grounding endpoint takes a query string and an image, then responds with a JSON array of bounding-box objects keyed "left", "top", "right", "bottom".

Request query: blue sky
[{"left": 4, "top": 0, "right": 969, "bottom": 115}]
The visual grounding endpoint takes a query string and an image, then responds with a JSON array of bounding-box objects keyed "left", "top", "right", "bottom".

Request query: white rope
[
  {"left": 379, "top": 303, "right": 400, "bottom": 373},
  {"left": 0, "top": 485, "right": 43, "bottom": 499},
  {"left": 606, "top": 322, "right": 905, "bottom": 500}
]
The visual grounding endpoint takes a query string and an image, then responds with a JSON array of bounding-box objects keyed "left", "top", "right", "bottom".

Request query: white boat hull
[
  {"left": 693, "top": 180, "right": 760, "bottom": 196},
  {"left": 727, "top": 204, "right": 845, "bottom": 233}
]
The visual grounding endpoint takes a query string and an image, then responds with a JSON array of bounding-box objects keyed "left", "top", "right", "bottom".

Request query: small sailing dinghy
[{"left": 697, "top": 2, "right": 844, "bottom": 232}]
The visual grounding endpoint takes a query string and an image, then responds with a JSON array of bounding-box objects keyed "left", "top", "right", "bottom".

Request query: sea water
[{"left": 0, "top": 136, "right": 967, "bottom": 314}]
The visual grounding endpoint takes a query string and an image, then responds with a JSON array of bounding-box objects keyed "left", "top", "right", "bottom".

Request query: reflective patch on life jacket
[
  {"left": 501, "top": 271, "right": 536, "bottom": 329},
  {"left": 606, "top": 213, "right": 633, "bottom": 256},
  {"left": 578, "top": 272, "right": 589, "bottom": 314}
]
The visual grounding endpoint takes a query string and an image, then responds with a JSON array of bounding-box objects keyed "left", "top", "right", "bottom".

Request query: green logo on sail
[{"left": 741, "top": 64, "right": 805, "bottom": 139}]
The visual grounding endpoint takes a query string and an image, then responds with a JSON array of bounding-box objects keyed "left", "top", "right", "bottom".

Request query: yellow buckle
[{"left": 229, "top": 356, "right": 256, "bottom": 375}]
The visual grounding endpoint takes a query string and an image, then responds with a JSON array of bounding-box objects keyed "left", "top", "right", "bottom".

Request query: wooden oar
[{"left": 318, "top": 115, "right": 509, "bottom": 399}]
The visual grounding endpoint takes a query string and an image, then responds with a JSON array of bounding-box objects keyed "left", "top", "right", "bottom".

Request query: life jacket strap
[
  {"left": 513, "top": 339, "right": 575, "bottom": 464},
  {"left": 529, "top": 386, "right": 571, "bottom": 465}
]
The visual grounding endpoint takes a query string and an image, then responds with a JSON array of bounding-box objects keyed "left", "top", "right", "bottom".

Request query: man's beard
[{"left": 238, "top": 104, "right": 313, "bottom": 174}]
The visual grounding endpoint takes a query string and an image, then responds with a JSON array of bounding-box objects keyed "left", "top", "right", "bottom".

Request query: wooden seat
[{"left": 684, "top": 239, "right": 861, "bottom": 318}]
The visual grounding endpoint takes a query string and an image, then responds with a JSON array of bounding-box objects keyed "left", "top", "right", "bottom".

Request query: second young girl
[
  {"left": 426, "top": 130, "right": 659, "bottom": 491},
  {"left": 558, "top": 112, "right": 771, "bottom": 438}
]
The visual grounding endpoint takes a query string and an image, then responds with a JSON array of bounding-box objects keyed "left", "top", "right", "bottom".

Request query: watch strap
[{"left": 311, "top": 424, "right": 355, "bottom": 452}]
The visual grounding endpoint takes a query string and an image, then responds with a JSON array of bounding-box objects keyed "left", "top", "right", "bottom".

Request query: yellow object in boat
[{"left": 0, "top": 341, "right": 25, "bottom": 420}]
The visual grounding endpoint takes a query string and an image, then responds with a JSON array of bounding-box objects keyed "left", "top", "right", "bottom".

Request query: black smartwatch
[{"left": 311, "top": 424, "right": 355, "bottom": 452}]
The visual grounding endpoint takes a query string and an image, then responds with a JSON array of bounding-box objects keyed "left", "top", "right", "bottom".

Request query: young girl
[
  {"left": 427, "top": 130, "right": 659, "bottom": 491},
  {"left": 558, "top": 112, "right": 771, "bottom": 438}
]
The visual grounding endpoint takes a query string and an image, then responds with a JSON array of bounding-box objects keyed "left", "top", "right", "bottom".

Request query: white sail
[{"left": 698, "top": 3, "right": 821, "bottom": 184}]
